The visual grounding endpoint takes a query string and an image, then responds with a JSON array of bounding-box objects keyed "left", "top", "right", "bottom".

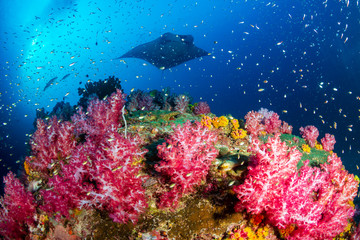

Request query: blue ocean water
[{"left": 0, "top": 0, "right": 359, "bottom": 198}]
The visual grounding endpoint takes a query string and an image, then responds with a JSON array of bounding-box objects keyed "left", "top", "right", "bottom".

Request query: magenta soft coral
[
  {"left": 321, "top": 133, "right": 336, "bottom": 151},
  {"left": 40, "top": 91, "right": 147, "bottom": 224},
  {"left": 71, "top": 88, "right": 126, "bottom": 138},
  {"left": 155, "top": 120, "right": 218, "bottom": 209},
  {"left": 26, "top": 88, "right": 147, "bottom": 224},
  {"left": 299, "top": 125, "right": 319, "bottom": 147},
  {"left": 233, "top": 134, "right": 358, "bottom": 239},
  {"left": 245, "top": 109, "right": 292, "bottom": 137},
  {"left": 0, "top": 172, "right": 36, "bottom": 240},
  {"left": 25, "top": 116, "right": 76, "bottom": 176},
  {"left": 233, "top": 134, "right": 301, "bottom": 214},
  {"left": 193, "top": 101, "right": 211, "bottom": 115}
]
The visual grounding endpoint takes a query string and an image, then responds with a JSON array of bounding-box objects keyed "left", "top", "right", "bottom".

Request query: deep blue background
[{"left": 0, "top": 0, "right": 360, "bottom": 198}]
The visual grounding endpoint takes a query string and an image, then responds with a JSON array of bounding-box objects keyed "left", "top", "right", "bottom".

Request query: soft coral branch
[
  {"left": 233, "top": 134, "right": 358, "bottom": 239},
  {"left": 155, "top": 120, "right": 218, "bottom": 209},
  {"left": 0, "top": 172, "right": 36, "bottom": 240}
]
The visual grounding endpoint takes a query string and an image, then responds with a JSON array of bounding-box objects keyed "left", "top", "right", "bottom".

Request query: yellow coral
[
  {"left": 315, "top": 142, "right": 323, "bottom": 150},
  {"left": 256, "top": 226, "right": 269, "bottom": 239},
  {"left": 231, "top": 129, "right": 247, "bottom": 140},
  {"left": 355, "top": 175, "right": 360, "bottom": 183},
  {"left": 231, "top": 119, "right": 240, "bottom": 130},
  {"left": 279, "top": 224, "right": 296, "bottom": 238},
  {"left": 212, "top": 116, "right": 229, "bottom": 128},
  {"left": 201, "top": 115, "right": 213, "bottom": 129},
  {"left": 302, "top": 144, "right": 311, "bottom": 153}
]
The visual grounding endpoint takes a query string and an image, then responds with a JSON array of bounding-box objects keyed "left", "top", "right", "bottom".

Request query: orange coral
[
  {"left": 231, "top": 119, "right": 240, "bottom": 130},
  {"left": 231, "top": 129, "right": 247, "bottom": 140},
  {"left": 212, "top": 116, "right": 229, "bottom": 128},
  {"left": 201, "top": 115, "right": 213, "bottom": 129}
]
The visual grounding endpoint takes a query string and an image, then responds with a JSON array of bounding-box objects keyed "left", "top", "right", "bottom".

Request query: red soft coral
[
  {"left": 299, "top": 125, "right": 319, "bottom": 148},
  {"left": 233, "top": 135, "right": 358, "bottom": 239},
  {"left": 40, "top": 130, "right": 148, "bottom": 224},
  {"left": 244, "top": 110, "right": 266, "bottom": 136},
  {"left": 193, "top": 101, "right": 211, "bottom": 115},
  {"left": 155, "top": 120, "right": 218, "bottom": 209},
  {"left": 245, "top": 109, "right": 293, "bottom": 136},
  {"left": 233, "top": 134, "right": 301, "bottom": 214},
  {"left": 264, "top": 112, "right": 282, "bottom": 134},
  {"left": 71, "top": 88, "right": 126, "bottom": 139},
  {"left": 321, "top": 133, "right": 336, "bottom": 151},
  {"left": 0, "top": 172, "right": 36, "bottom": 240},
  {"left": 25, "top": 116, "right": 76, "bottom": 176},
  {"left": 89, "top": 131, "right": 148, "bottom": 224}
]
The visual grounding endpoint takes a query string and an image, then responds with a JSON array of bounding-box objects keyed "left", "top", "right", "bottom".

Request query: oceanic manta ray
[{"left": 116, "top": 32, "right": 210, "bottom": 70}]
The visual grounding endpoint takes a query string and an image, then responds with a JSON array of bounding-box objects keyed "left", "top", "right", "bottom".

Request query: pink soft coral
[
  {"left": 233, "top": 134, "right": 358, "bottom": 239},
  {"left": 155, "top": 120, "right": 218, "bottom": 209},
  {"left": 25, "top": 116, "right": 76, "bottom": 176},
  {"left": 244, "top": 110, "right": 266, "bottom": 136},
  {"left": 71, "top": 88, "right": 126, "bottom": 139},
  {"left": 299, "top": 125, "right": 319, "bottom": 147},
  {"left": 0, "top": 172, "right": 36, "bottom": 240},
  {"left": 245, "top": 109, "right": 292, "bottom": 136},
  {"left": 29, "top": 89, "right": 147, "bottom": 224},
  {"left": 321, "top": 133, "right": 336, "bottom": 151},
  {"left": 193, "top": 101, "right": 211, "bottom": 115},
  {"left": 233, "top": 134, "right": 301, "bottom": 214},
  {"left": 41, "top": 108, "right": 147, "bottom": 224}
]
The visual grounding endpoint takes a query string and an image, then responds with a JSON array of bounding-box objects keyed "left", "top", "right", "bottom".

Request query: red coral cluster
[
  {"left": 299, "top": 125, "right": 319, "bottom": 147},
  {"left": 40, "top": 89, "right": 148, "bottom": 224},
  {"left": 244, "top": 109, "right": 292, "bottom": 137},
  {"left": 321, "top": 133, "right": 336, "bottom": 151},
  {"left": 0, "top": 172, "right": 36, "bottom": 239},
  {"left": 193, "top": 101, "right": 211, "bottom": 115},
  {"left": 233, "top": 134, "right": 358, "bottom": 239},
  {"left": 155, "top": 120, "right": 218, "bottom": 209},
  {"left": 25, "top": 116, "right": 77, "bottom": 177}
]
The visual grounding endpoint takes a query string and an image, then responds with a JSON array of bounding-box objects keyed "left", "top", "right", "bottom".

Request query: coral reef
[{"left": 0, "top": 84, "right": 359, "bottom": 239}]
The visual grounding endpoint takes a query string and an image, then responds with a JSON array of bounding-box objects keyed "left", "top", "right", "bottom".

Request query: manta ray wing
[{"left": 117, "top": 32, "right": 209, "bottom": 69}]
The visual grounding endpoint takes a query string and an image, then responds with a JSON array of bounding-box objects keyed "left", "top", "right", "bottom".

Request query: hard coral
[
  {"left": 155, "top": 120, "right": 219, "bottom": 209},
  {"left": 0, "top": 172, "right": 36, "bottom": 240}
]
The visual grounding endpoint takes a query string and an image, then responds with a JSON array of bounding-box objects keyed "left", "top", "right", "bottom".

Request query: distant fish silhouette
[
  {"left": 61, "top": 73, "right": 71, "bottom": 80},
  {"left": 43, "top": 77, "right": 58, "bottom": 91},
  {"left": 115, "top": 32, "right": 209, "bottom": 70},
  {"left": 43, "top": 74, "right": 71, "bottom": 91}
]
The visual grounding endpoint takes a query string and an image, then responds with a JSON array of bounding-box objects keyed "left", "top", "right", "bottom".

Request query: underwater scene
[{"left": 1, "top": 0, "right": 360, "bottom": 239}]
